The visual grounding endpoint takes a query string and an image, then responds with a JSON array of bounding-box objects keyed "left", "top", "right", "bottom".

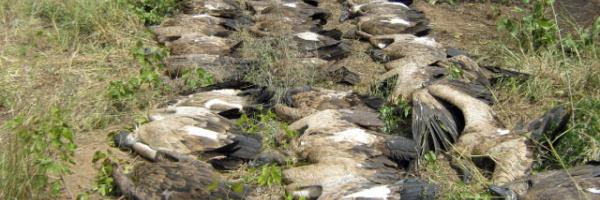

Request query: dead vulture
[
  {"left": 112, "top": 159, "right": 248, "bottom": 200},
  {"left": 491, "top": 163, "right": 600, "bottom": 200}
]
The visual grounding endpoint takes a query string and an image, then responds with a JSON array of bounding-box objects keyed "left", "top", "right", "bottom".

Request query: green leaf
[{"left": 92, "top": 151, "right": 107, "bottom": 163}]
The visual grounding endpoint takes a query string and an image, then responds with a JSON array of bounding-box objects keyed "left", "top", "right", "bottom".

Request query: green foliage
[
  {"left": 445, "top": 182, "right": 495, "bottom": 200},
  {"left": 536, "top": 99, "right": 600, "bottom": 169},
  {"left": 237, "top": 111, "right": 298, "bottom": 149},
  {"left": 91, "top": 151, "right": 116, "bottom": 196},
  {"left": 1, "top": 107, "right": 76, "bottom": 198},
  {"left": 257, "top": 164, "right": 283, "bottom": 187},
  {"left": 497, "top": 0, "right": 559, "bottom": 51},
  {"left": 129, "top": 0, "right": 180, "bottom": 25},
  {"left": 561, "top": 16, "right": 600, "bottom": 56},
  {"left": 107, "top": 41, "right": 170, "bottom": 109},
  {"left": 424, "top": 151, "right": 437, "bottom": 164},
  {"left": 448, "top": 64, "right": 464, "bottom": 80},
  {"left": 180, "top": 68, "right": 215, "bottom": 91},
  {"left": 379, "top": 101, "right": 411, "bottom": 134}
]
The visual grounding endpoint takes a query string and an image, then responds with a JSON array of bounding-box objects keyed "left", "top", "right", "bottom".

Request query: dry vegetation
[{"left": 0, "top": 0, "right": 169, "bottom": 198}]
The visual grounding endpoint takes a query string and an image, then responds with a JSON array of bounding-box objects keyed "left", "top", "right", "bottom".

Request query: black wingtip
[
  {"left": 412, "top": 92, "right": 461, "bottom": 156},
  {"left": 528, "top": 105, "right": 571, "bottom": 142},
  {"left": 385, "top": 136, "right": 418, "bottom": 168},
  {"left": 208, "top": 134, "right": 262, "bottom": 160},
  {"left": 398, "top": 179, "right": 437, "bottom": 200}
]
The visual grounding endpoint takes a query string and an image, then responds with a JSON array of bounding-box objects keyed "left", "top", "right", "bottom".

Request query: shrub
[
  {"left": 0, "top": 107, "right": 76, "bottom": 198},
  {"left": 497, "top": 0, "right": 559, "bottom": 51},
  {"left": 129, "top": 0, "right": 180, "bottom": 25}
]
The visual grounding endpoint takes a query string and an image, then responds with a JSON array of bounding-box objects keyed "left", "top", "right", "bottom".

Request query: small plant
[
  {"left": 448, "top": 64, "right": 464, "bottom": 80},
  {"left": 2, "top": 107, "right": 77, "bottom": 197},
  {"left": 91, "top": 151, "right": 116, "bottom": 196},
  {"left": 180, "top": 68, "right": 214, "bottom": 91},
  {"left": 497, "top": 0, "right": 559, "bottom": 51},
  {"left": 534, "top": 99, "right": 600, "bottom": 170},
  {"left": 237, "top": 111, "right": 298, "bottom": 149},
  {"left": 129, "top": 0, "right": 180, "bottom": 25},
  {"left": 107, "top": 41, "right": 170, "bottom": 109},
  {"left": 257, "top": 164, "right": 283, "bottom": 187},
  {"left": 379, "top": 100, "right": 411, "bottom": 134}
]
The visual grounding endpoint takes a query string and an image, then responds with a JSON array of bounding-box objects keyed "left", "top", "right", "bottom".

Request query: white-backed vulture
[
  {"left": 247, "top": 0, "right": 331, "bottom": 35},
  {"left": 273, "top": 87, "right": 383, "bottom": 124},
  {"left": 281, "top": 109, "right": 431, "bottom": 199},
  {"left": 341, "top": 0, "right": 429, "bottom": 36}
]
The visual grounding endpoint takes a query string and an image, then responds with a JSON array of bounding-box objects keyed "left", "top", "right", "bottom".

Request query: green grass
[{"left": 0, "top": 0, "right": 170, "bottom": 199}]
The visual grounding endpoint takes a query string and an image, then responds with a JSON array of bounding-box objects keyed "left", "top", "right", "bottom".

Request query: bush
[
  {"left": 129, "top": 0, "right": 180, "bottom": 25},
  {"left": 497, "top": 0, "right": 559, "bottom": 51},
  {"left": 0, "top": 107, "right": 76, "bottom": 199}
]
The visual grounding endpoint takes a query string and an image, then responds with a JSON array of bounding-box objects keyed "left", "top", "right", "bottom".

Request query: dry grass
[{"left": 0, "top": 0, "right": 165, "bottom": 198}]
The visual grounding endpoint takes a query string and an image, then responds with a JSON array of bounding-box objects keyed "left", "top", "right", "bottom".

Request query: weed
[
  {"left": 0, "top": 0, "right": 156, "bottom": 198},
  {"left": 534, "top": 98, "right": 600, "bottom": 170},
  {"left": 0, "top": 107, "right": 76, "bottom": 198},
  {"left": 107, "top": 41, "right": 171, "bottom": 110},
  {"left": 494, "top": 0, "right": 599, "bottom": 171},
  {"left": 370, "top": 75, "right": 398, "bottom": 99},
  {"left": 497, "top": 0, "right": 559, "bottom": 51},
  {"left": 257, "top": 164, "right": 283, "bottom": 187},
  {"left": 180, "top": 68, "right": 215, "bottom": 91},
  {"left": 448, "top": 64, "right": 464, "bottom": 80},
  {"left": 129, "top": 0, "right": 180, "bottom": 25},
  {"left": 379, "top": 101, "right": 411, "bottom": 134},
  {"left": 237, "top": 111, "right": 298, "bottom": 149},
  {"left": 90, "top": 151, "right": 116, "bottom": 196}
]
